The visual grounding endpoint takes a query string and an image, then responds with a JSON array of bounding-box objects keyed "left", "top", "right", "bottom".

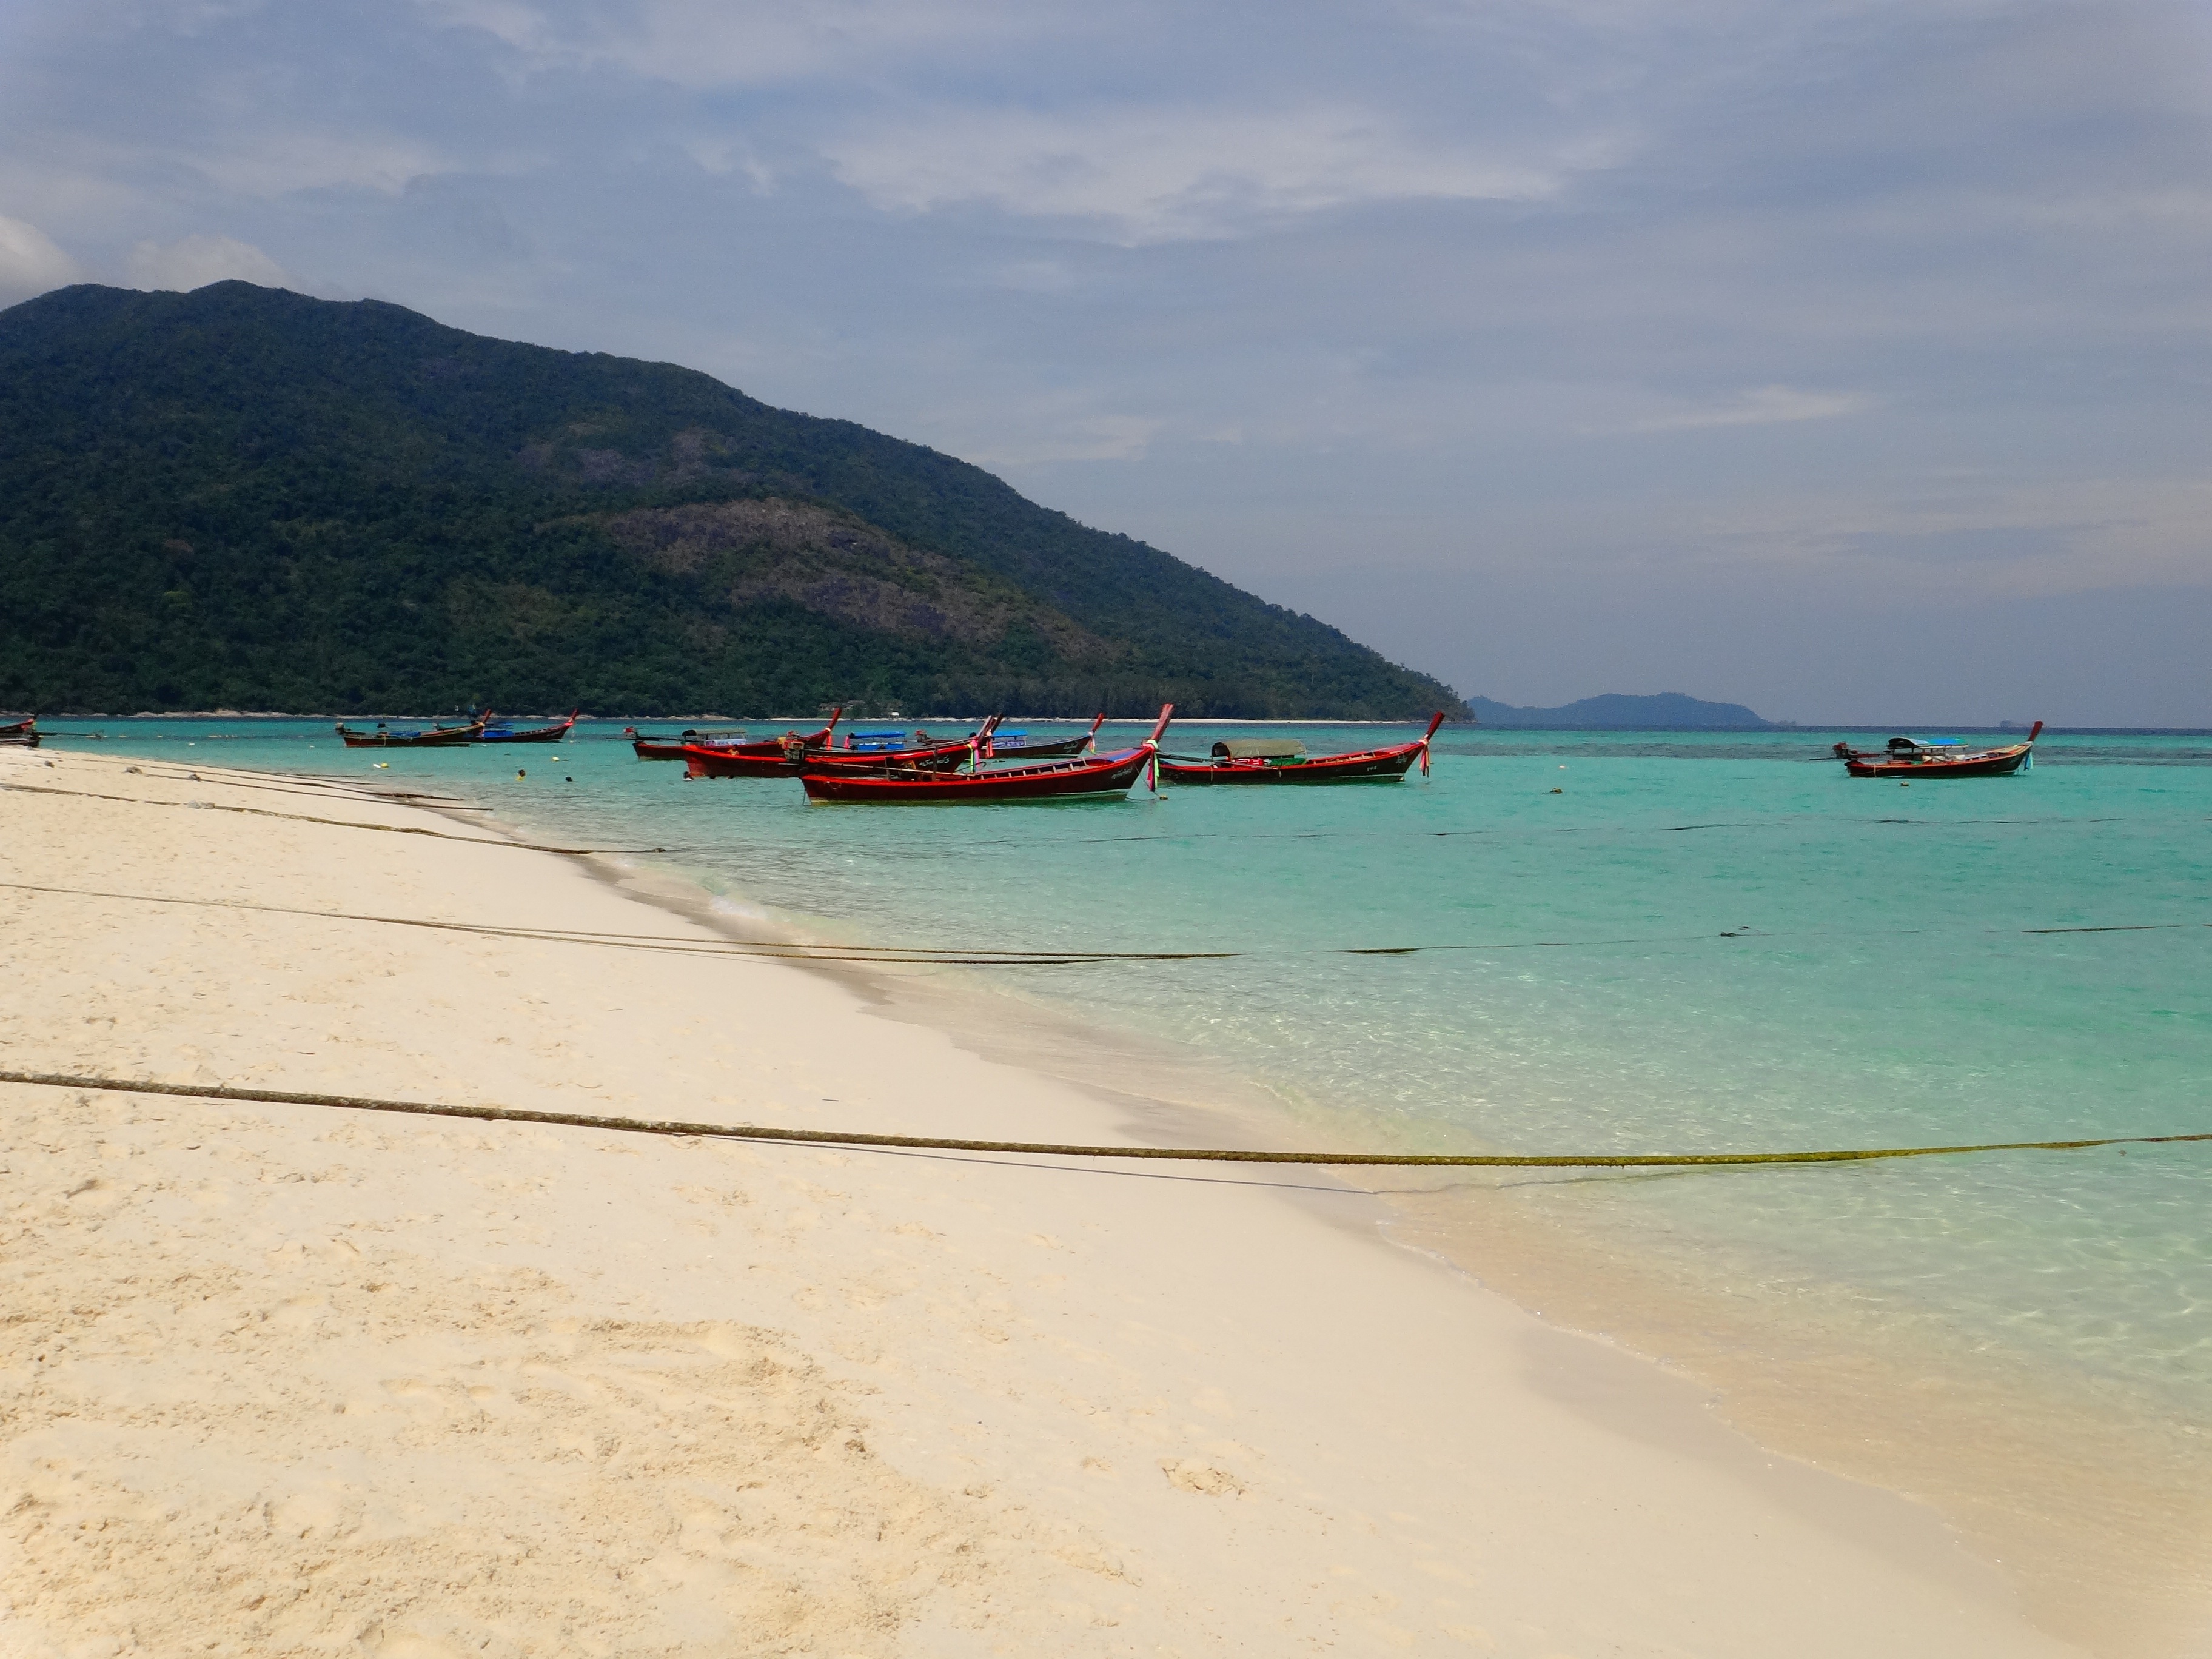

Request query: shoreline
[
  {"left": 1, "top": 742, "right": 2093, "bottom": 1653},
  {"left": 603, "top": 842, "right": 2212, "bottom": 1656},
  {"left": 498, "top": 771, "right": 2212, "bottom": 1654}
]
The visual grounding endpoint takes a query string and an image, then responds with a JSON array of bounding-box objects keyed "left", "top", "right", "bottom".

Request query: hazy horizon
[{"left": 3, "top": 1, "right": 2208, "bottom": 725}]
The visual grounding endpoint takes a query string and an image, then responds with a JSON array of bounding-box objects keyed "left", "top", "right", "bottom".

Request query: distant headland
[{"left": 1465, "top": 692, "right": 1772, "bottom": 729}]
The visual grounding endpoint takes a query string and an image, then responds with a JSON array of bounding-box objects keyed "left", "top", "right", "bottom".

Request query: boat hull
[
  {"left": 987, "top": 733, "right": 1094, "bottom": 759},
  {"left": 635, "top": 737, "right": 753, "bottom": 760},
  {"left": 800, "top": 747, "right": 1152, "bottom": 803},
  {"left": 635, "top": 711, "right": 842, "bottom": 762},
  {"left": 685, "top": 740, "right": 976, "bottom": 779},
  {"left": 1159, "top": 745, "right": 1423, "bottom": 784},
  {"left": 337, "top": 722, "right": 484, "bottom": 748},
  {"left": 1843, "top": 746, "right": 2031, "bottom": 777},
  {"left": 478, "top": 716, "right": 577, "bottom": 744}
]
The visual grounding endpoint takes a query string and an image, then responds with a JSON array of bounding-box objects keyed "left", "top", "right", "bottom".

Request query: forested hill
[{"left": 0, "top": 282, "right": 1466, "bottom": 719}]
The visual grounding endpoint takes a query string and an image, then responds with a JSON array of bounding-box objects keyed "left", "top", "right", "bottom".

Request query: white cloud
[
  {"left": 1669, "top": 474, "right": 2212, "bottom": 598},
  {"left": 823, "top": 106, "right": 1603, "bottom": 243},
  {"left": 419, "top": 0, "right": 1046, "bottom": 87},
  {"left": 0, "top": 215, "right": 86, "bottom": 306},
  {"left": 1608, "top": 386, "right": 1869, "bottom": 434},
  {"left": 127, "top": 233, "right": 289, "bottom": 291},
  {"left": 964, "top": 411, "right": 1163, "bottom": 466},
  {"left": 189, "top": 133, "right": 445, "bottom": 198}
]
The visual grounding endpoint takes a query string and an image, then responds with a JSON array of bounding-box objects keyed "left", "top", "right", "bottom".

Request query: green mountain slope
[{"left": 0, "top": 281, "right": 1465, "bottom": 719}]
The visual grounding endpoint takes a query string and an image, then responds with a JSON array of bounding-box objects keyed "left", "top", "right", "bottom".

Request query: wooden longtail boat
[
  {"left": 632, "top": 708, "right": 842, "bottom": 760},
  {"left": 478, "top": 709, "right": 578, "bottom": 743},
  {"left": 631, "top": 729, "right": 749, "bottom": 760},
  {"left": 686, "top": 717, "right": 1000, "bottom": 780},
  {"left": 799, "top": 708, "right": 1171, "bottom": 803},
  {"left": 1157, "top": 713, "right": 1445, "bottom": 785},
  {"left": 0, "top": 717, "right": 38, "bottom": 748},
  {"left": 335, "top": 718, "right": 486, "bottom": 748},
  {"left": 986, "top": 714, "right": 1106, "bottom": 759},
  {"left": 1832, "top": 722, "right": 2042, "bottom": 778}
]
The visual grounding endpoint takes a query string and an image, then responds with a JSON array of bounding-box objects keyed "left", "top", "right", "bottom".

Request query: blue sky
[{"left": 3, "top": 0, "right": 2209, "bottom": 723}]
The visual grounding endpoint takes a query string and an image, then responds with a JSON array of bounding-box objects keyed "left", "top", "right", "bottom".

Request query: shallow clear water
[{"left": 42, "top": 718, "right": 2212, "bottom": 1410}]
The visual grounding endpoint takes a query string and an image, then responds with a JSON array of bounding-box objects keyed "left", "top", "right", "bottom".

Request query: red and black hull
[
  {"left": 1837, "top": 722, "right": 2040, "bottom": 777},
  {"left": 478, "top": 715, "right": 577, "bottom": 744},
  {"left": 1158, "top": 714, "right": 1444, "bottom": 785},
  {"left": 635, "top": 737, "right": 736, "bottom": 760},
  {"left": 635, "top": 709, "right": 843, "bottom": 762},
  {"left": 987, "top": 715, "right": 1105, "bottom": 760},
  {"left": 1160, "top": 745, "right": 1425, "bottom": 785},
  {"left": 1843, "top": 747, "right": 2033, "bottom": 778},
  {"left": 685, "top": 739, "right": 977, "bottom": 780},
  {"left": 801, "top": 746, "right": 1153, "bottom": 803},
  {"left": 337, "top": 722, "right": 484, "bottom": 748},
  {"left": 987, "top": 733, "right": 1094, "bottom": 759}
]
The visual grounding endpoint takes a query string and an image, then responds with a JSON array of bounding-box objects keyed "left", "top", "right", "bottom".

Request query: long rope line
[
  {"left": 0, "top": 880, "right": 1154, "bottom": 965},
  {"left": 21, "top": 750, "right": 491, "bottom": 809},
  {"left": 0, "top": 782, "right": 666, "bottom": 856},
  {"left": 2, "top": 879, "right": 2207, "bottom": 969},
  {"left": 2, "top": 1068, "right": 2203, "bottom": 1170}
]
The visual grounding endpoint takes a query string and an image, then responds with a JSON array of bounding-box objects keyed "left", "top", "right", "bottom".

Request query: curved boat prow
[
  {"left": 969, "top": 712, "right": 1004, "bottom": 768},
  {"left": 1419, "top": 710, "right": 1446, "bottom": 776}
]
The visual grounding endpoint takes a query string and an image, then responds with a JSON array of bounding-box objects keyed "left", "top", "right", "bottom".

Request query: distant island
[
  {"left": 0, "top": 282, "right": 1464, "bottom": 721},
  {"left": 1465, "top": 692, "right": 1773, "bottom": 729}
]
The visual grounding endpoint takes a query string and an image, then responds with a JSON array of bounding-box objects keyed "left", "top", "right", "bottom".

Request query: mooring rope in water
[
  {"left": 2, "top": 879, "right": 2207, "bottom": 971},
  {"left": 2, "top": 1068, "right": 2205, "bottom": 1170}
]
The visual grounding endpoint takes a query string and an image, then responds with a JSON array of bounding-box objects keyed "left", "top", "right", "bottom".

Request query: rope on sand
[
  {"left": 0, "top": 782, "right": 663, "bottom": 856},
  {"left": 3, "top": 1068, "right": 2204, "bottom": 1171}
]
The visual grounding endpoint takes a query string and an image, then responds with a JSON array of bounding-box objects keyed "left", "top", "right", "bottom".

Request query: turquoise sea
[{"left": 38, "top": 717, "right": 2212, "bottom": 1421}]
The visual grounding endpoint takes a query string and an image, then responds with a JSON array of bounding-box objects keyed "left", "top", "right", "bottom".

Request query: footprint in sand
[{"left": 1159, "top": 1458, "right": 1245, "bottom": 1496}]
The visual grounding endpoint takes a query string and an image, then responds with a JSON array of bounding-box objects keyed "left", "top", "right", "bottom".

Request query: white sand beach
[{"left": 0, "top": 744, "right": 2092, "bottom": 1655}]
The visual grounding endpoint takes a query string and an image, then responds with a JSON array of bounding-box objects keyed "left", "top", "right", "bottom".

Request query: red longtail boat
[
  {"left": 1832, "top": 722, "right": 2042, "bottom": 778},
  {"left": 984, "top": 714, "right": 1107, "bottom": 759},
  {"left": 335, "top": 718, "right": 485, "bottom": 748},
  {"left": 1157, "top": 712, "right": 1445, "bottom": 785},
  {"left": 0, "top": 716, "right": 38, "bottom": 748},
  {"left": 478, "top": 709, "right": 578, "bottom": 743},
  {"left": 800, "top": 708, "right": 1172, "bottom": 803},
  {"left": 634, "top": 707, "right": 842, "bottom": 760},
  {"left": 686, "top": 717, "right": 1001, "bottom": 780}
]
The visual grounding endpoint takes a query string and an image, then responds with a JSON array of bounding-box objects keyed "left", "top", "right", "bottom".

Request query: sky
[{"left": 2, "top": 0, "right": 2210, "bottom": 725}]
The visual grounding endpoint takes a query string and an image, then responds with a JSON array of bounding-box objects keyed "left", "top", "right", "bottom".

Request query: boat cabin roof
[{"left": 1211, "top": 738, "right": 1307, "bottom": 760}]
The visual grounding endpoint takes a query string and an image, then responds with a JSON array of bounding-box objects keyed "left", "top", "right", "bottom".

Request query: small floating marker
[{"left": 1550, "top": 787, "right": 1563, "bottom": 794}]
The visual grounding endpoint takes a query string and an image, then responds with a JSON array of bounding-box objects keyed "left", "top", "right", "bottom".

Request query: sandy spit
[{"left": 0, "top": 745, "right": 2079, "bottom": 1656}]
